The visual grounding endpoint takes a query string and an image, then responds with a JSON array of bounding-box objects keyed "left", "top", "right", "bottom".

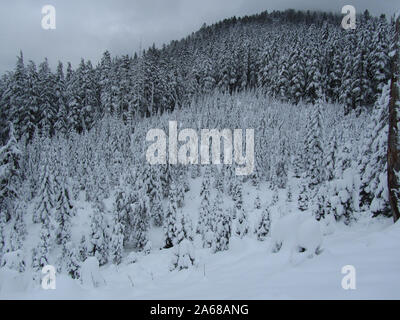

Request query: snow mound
[
  {"left": 80, "top": 257, "right": 105, "bottom": 288},
  {"left": 170, "top": 239, "right": 197, "bottom": 271},
  {"left": 271, "top": 213, "right": 323, "bottom": 257},
  {"left": 320, "top": 214, "right": 336, "bottom": 236},
  {"left": 143, "top": 241, "right": 152, "bottom": 255},
  {"left": 0, "top": 268, "right": 32, "bottom": 295},
  {"left": 271, "top": 213, "right": 304, "bottom": 252},
  {"left": 295, "top": 219, "right": 323, "bottom": 255},
  {"left": 125, "top": 252, "right": 138, "bottom": 265},
  {"left": 1, "top": 250, "right": 25, "bottom": 272}
]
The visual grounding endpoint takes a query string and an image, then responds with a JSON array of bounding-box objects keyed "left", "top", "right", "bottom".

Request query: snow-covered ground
[
  {"left": 0, "top": 177, "right": 399, "bottom": 300},
  {"left": 1, "top": 217, "right": 399, "bottom": 299}
]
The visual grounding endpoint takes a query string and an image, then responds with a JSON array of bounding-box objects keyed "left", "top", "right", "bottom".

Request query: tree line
[{"left": 0, "top": 9, "right": 394, "bottom": 144}]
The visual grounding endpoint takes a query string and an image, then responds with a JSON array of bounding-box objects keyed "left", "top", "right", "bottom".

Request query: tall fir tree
[{"left": 0, "top": 123, "right": 21, "bottom": 222}]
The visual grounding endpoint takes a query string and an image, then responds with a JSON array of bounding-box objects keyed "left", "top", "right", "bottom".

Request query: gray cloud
[{"left": 0, "top": 0, "right": 398, "bottom": 74}]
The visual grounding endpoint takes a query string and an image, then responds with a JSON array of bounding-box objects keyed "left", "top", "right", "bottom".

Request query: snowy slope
[
  {"left": 1, "top": 179, "right": 399, "bottom": 300},
  {"left": 1, "top": 218, "right": 399, "bottom": 299}
]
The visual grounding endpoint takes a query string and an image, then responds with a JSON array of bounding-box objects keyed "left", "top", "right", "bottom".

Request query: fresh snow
[
  {"left": 80, "top": 257, "right": 105, "bottom": 288},
  {"left": 1, "top": 218, "right": 398, "bottom": 299},
  {"left": 0, "top": 179, "right": 399, "bottom": 300}
]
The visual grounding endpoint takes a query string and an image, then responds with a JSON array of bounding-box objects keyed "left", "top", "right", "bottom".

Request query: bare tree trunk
[{"left": 388, "top": 16, "right": 400, "bottom": 223}]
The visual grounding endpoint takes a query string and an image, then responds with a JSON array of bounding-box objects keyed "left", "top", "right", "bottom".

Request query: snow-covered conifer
[
  {"left": 55, "top": 178, "right": 75, "bottom": 246},
  {"left": 110, "top": 209, "right": 124, "bottom": 265},
  {"left": 255, "top": 206, "right": 271, "bottom": 241},
  {"left": 271, "top": 186, "right": 279, "bottom": 207},
  {"left": 0, "top": 123, "right": 22, "bottom": 221},
  {"left": 33, "top": 161, "right": 55, "bottom": 224},
  {"left": 196, "top": 168, "right": 211, "bottom": 237},
  {"left": 64, "top": 242, "right": 81, "bottom": 279},
  {"left": 358, "top": 82, "right": 391, "bottom": 217},
  {"left": 175, "top": 211, "right": 194, "bottom": 245},
  {"left": 88, "top": 201, "right": 109, "bottom": 266},
  {"left": 254, "top": 193, "right": 261, "bottom": 210},
  {"left": 8, "top": 201, "right": 26, "bottom": 252},
  {"left": 232, "top": 178, "right": 243, "bottom": 210},
  {"left": 78, "top": 235, "right": 88, "bottom": 262},
  {"left": 235, "top": 207, "right": 249, "bottom": 239},
  {"left": 170, "top": 239, "right": 196, "bottom": 271},
  {"left": 32, "top": 220, "right": 51, "bottom": 271},
  {"left": 164, "top": 182, "right": 179, "bottom": 248},
  {"left": 305, "top": 98, "right": 325, "bottom": 196},
  {"left": 286, "top": 184, "right": 293, "bottom": 204},
  {"left": 298, "top": 177, "right": 309, "bottom": 211},
  {"left": 212, "top": 191, "right": 231, "bottom": 253},
  {"left": 131, "top": 190, "right": 150, "bottom": 251}
]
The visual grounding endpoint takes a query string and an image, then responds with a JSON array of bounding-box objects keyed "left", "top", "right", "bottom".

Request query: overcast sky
[{"left": 0, "top": 0, "right": 398, "bottom": 74}]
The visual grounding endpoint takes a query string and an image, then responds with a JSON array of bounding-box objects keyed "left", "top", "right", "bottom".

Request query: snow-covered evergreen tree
[
  {"left": 298, "top": 176, "right": 309, "bottom": 211},
  {"left": 32, "top": 218, "right": 51, "bottom": 272},
  {"left": 313, "top": 185, "right": 328, "bottom": 221},
  {"left": 0, "top": 123, "right": 21, "bottom": 222},
  {"left": 286, "top": 184, "right": 293, "bottom": 204},
  {"left": 64, "top": 242, "right": 81, "bottom": 279},
  {"left": 358, "top": 82, "right": 391, "bottom": 217},
  {"left": 212, "top": 190, "right": 231, "bottom": 253},
  {"left": 131, "top": 187, "right": 150, "bottom": 251},
  {"left": 88, "top": 201, "right": 109, "bottom": 266},
  {"left": 215, "top": 167, "right": 225, "bottom": 193},
  {"left": 292, "top": 148, "right": 304, "bottom": 179},
  {"left": 271, "top": 186, "right": 279, "bottom": 207},
  {"left": 175, "top": 172, "right": 186, "bottom": 208},
  {"left": 190, "top": 164, "right": 201, "bottom": 179},
  {"left": 110, "top": 208, "right": 124, "bottom": 265},
  {"left": 55, "top": 178, "right": 75, "bottom": 247},
  {"left": 78, "top": 235, "right": 88, "bottom": 262},
  {"left": 305, "top": 97, "right": 325, "bottom": 196},
  {"left": 170, "top": 238, "right": 196, "bottom": 271},
  {"left": 235, "top": 207, "right": 249, "bottom": 239},
  {"left": 328, "top": 143, "right": 356, "bottom": 224},
  {"left": 196, "top": 168, "right": 211, "bottom": 237},
  {"left": 33, "top": 161, "right": 55, "bottom": 224},
  {"left": 113, "top": 177, "right": 135, "bottom": 246},
  {"left": 255, "top": 206, "right": 271, "bottom": 241},
  {"left": 175, "top": 211, "right": 194, "bottom": 245},
  {"left": 0, "top": 212, "right": 6, "bottom": 263},
  {"left": 169, "top": 209, "right": 196, "bottom": 270},
  {"left": 8, "top": 201, "right": 26, "bottom": 252},
  {"left": 325, "top": 130, "right": 338, "bottom": 182},
  {"left": 150, "top": 176, "right": 164, "bottom": 227},
  {"left": 232, "top": 177, "right": 243, "bottom": 210},
  {"left": 254, "top": 193, "right": 261, "bottom": 210},
  {"left": 164, "top": 182, "right": 179, "bottom": 248}
]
